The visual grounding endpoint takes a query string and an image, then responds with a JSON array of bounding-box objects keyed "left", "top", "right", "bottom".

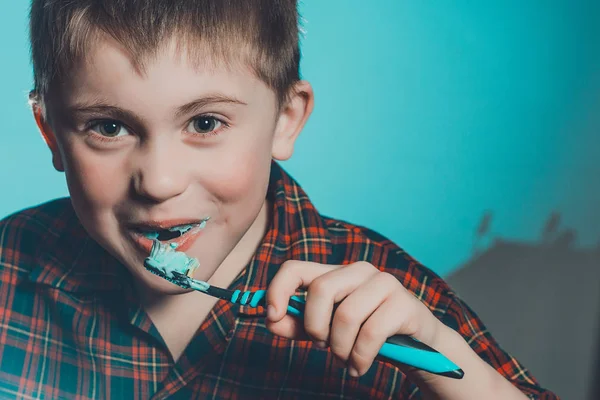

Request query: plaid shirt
[{"left": 0, "top": 161, "right": 558, "bottom": 399}]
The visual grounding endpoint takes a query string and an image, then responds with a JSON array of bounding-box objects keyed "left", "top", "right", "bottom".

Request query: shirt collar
[
  {"left": 234, "top": 161, "right": 333, "bottom": 315},
  {"left": 27, "top": 200, "right": 132, "bottom": 293},
  {"left": 27, "top": 161, "right": 333, "bottom": 297}
]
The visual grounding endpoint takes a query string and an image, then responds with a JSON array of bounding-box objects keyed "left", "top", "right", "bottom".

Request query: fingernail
[
  {"left": 315, "top": 341, "right": 327, "bottom": 349},
  {"left": 267, "top": 305, "right": 276, "bottom": 319},
  {"left": 348, "top": 367, "right": 359, "bottom": 377}
]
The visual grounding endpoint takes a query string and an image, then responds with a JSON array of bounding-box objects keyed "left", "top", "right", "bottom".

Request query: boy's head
[
  {"left": 28, "top": 0, "right": 314, "bottom": 295},
  {"left": 30, "top": 0, "right": 302, "bottom": 114}
]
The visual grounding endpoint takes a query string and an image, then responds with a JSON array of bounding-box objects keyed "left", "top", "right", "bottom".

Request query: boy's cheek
[
  {"left": 60, "top": 135, "right": 273, "bottom": 211},
  {"left": 200, "top": 146, "right": 272, "bottom": 203},
  {"left": 63, "top": 149, "right": 129, "bottom": 208}
]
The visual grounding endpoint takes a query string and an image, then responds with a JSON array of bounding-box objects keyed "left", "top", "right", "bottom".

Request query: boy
[{"left": 0, "top": 1, "right": 558, "bottom": 399}]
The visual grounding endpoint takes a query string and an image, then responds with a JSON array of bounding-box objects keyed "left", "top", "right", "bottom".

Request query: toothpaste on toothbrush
[
  {"left": 143, "top": 240, "right": 210, "bottom": 292},
  {"left": 145, "top": 240, "right": 199, "bottom": 278}
]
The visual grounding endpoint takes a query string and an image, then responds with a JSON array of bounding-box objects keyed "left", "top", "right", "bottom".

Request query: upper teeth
[
  {"left": 168, "top": 224, "right": 195, "bottom": 233},
  {"left": 141, "top": 218, "right": 209, "bottom": 240}
]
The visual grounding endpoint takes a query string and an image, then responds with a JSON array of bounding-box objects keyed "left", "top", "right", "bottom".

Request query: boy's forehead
[
  {"left": 54, "top": 34, "right": 270, "bottom": 110},
  {"left": 82, "top": 34, "right": 254, "bottom": 83}
]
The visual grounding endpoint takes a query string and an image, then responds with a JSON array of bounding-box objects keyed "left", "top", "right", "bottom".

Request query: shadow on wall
[{"left": 447, "top": 212, "right": 600, "bottom": 400}]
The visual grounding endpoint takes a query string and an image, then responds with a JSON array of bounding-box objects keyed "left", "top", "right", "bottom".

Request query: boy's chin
[{"left": 137, "top": 269, "right": 194, "bottom": 296}]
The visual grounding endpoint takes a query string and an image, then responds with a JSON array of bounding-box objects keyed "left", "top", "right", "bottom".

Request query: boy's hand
[
  {"left": 265, "top": 260, "right": 530, "bottom": 400},
  {"left": 265, "top": 260, "right": 443, "bottom": 377}
]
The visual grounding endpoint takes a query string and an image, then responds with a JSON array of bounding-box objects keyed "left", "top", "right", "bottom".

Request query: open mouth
[
  {"left": 130, "top": 217, "right": 210, "bottom": 254},
  {"left": 138, "top": 220, "right": 207, "bottom": 241}
]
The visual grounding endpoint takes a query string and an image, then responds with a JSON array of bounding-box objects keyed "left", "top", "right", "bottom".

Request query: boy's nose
[{"left": 130, "top": 143, "right": 190, "bottom": 203}]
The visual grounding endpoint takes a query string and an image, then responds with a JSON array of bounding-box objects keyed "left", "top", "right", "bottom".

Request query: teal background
[{"left": 1, "top": 1, "right": 599, "bottom": 276}]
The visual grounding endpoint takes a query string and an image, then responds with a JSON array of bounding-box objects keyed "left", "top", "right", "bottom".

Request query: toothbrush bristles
[
  {"left": 143, "top": 261, "right": 193, "bottom": 289},
  {"left": 143, "top": 239, "right": 203, "bottom": 290}
]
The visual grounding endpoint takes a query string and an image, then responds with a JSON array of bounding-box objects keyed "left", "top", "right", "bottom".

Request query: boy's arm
[
  {"left": 381, "top": 249, "right": 558, "bottom": 399},
  {"left": 265, "top": 259, "right": 559, "bottom": 400}
]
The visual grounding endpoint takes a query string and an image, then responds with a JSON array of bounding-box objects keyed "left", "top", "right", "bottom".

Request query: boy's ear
[
  {"left": 271, "top": 81, "right": 314, "bottom": 161},
  {"left": 32, "top": 104, "right": 64, "bottom": 172}
]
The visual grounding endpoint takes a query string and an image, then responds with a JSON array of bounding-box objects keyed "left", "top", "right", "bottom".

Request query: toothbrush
[{"left": 143, "top": 239, "right": 464, "bottom": 379}]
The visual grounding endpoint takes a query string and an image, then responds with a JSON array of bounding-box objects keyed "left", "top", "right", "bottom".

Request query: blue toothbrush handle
[
  {"left": 287, "top": 296, "right": 463, "bottom": 378},
  {"left": 230, "top": 289, "right": 463, "bottom": 379}
]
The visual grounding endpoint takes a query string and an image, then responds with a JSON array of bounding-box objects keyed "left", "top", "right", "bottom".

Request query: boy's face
[{"left": 37, "top": 36, "right": 312, "bottom": 294}]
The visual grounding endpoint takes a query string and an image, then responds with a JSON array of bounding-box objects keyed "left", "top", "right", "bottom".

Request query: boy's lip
[
  {"left": 126, "top": 218, "right": 209, "bottom": 254},
  {"left": 126, "top": 217, "right": 209, "bottom": 232}
]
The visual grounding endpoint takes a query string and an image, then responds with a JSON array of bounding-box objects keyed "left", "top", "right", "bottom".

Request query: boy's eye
[
  {"left": 90, "top": 121, "right": 129, "bottom": 137},
  {"left": 188, "top": 116, "right": 222, "bottom": 135}
]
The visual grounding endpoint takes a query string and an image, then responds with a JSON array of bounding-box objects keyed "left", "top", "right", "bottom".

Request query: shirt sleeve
[
  {"left": 331, "top": 224, "right": 560, "bottom": 399},
  {"left": 438, "top": 288, "right": 560, "bottom": 399}
]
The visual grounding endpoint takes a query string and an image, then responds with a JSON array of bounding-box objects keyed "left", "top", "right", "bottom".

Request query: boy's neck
[{"left": 208, "top": 198, "right": 271, "bottom": 289}]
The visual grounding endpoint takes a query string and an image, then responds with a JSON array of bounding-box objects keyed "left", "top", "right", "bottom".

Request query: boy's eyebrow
[
  {"left": 174, "top": 95, "right": 248, "bottom": 118},
  {"left": 67, "top": 94, "right": 247, "bottom": 120}
]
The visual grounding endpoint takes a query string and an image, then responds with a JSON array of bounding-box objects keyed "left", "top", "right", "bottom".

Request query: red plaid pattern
[{"left": 0, "top": 161, "right": 558, "bottom": 399}]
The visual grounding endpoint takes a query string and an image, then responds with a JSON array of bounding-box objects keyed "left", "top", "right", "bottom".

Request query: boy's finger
[
  {"left": 349, "top": 291, "right": 420, "bottom": 376},
  {"left": 265, "top": 314, "right": 311, "bottom": 341},
  {"left": 328, "top": 272, "right": 398, "bottom": 363},
  {"left": 266, "top": 260, "right": 338, "bottom": 321},
  {"left": 303, "top": 262, "right": 379, "bottom": 343}
]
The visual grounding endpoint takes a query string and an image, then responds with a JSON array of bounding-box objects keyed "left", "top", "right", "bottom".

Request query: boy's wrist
[
  {"left": 405, "top": 323, "right": 469, "bottom": 386},
  {"left": 406, "top": 323, "right": 528, "bottom": 400}
]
